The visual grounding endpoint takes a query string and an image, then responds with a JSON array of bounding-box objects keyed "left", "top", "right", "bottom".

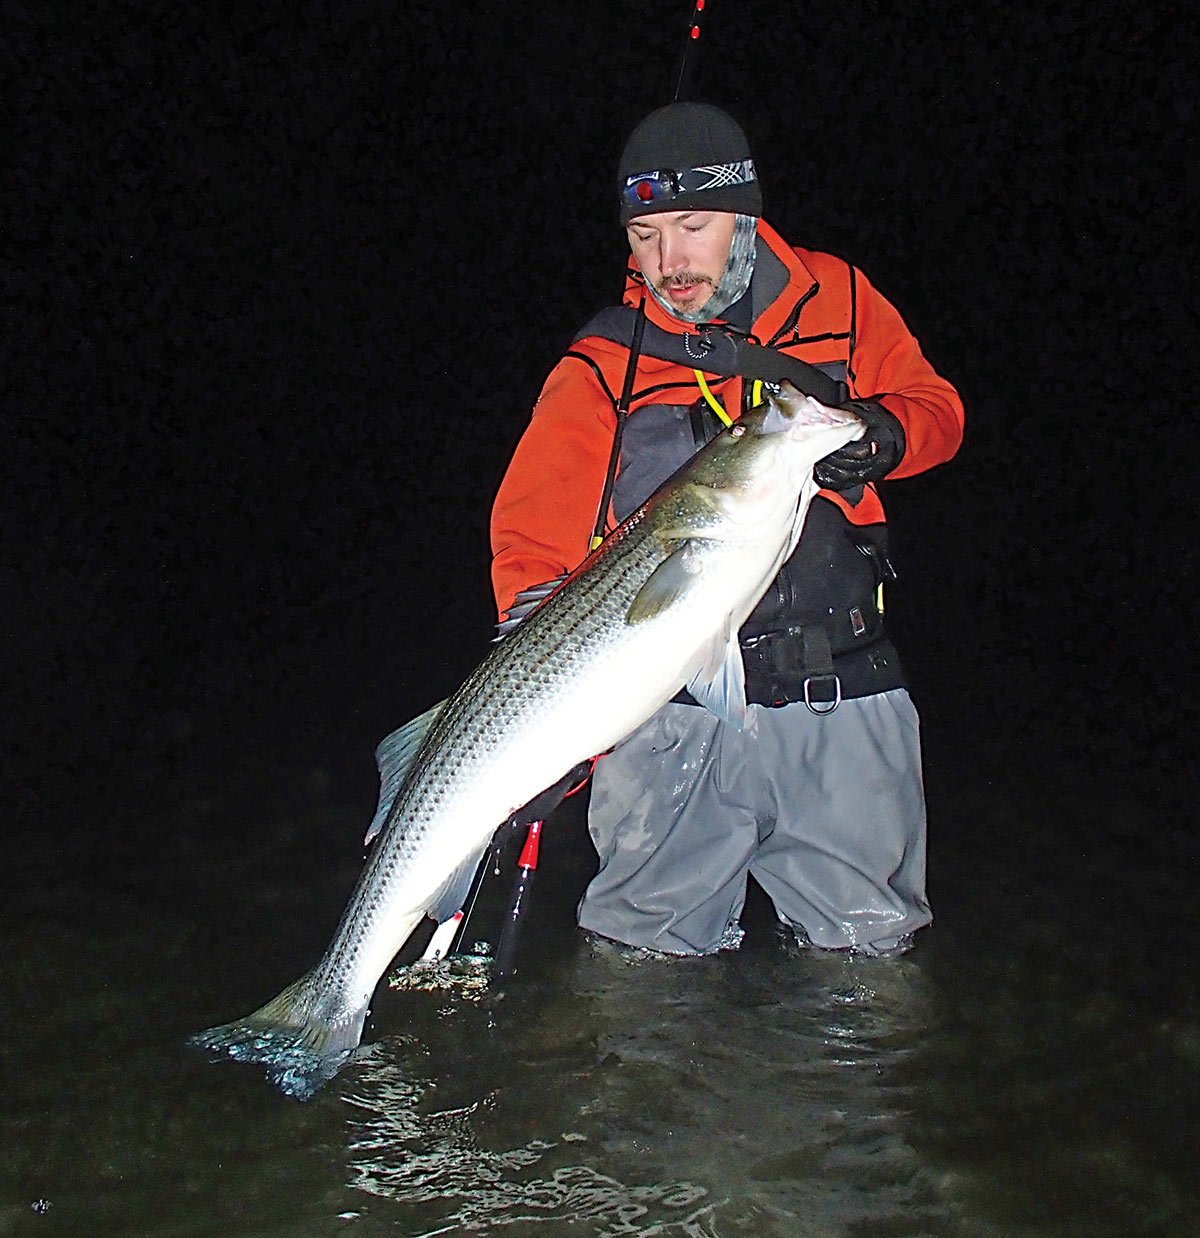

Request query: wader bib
[{"left": 572, "top": 291, "right": 929, "bottom": 953}]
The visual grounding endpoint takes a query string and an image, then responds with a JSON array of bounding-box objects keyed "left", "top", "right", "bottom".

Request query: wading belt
[{"left": 739, "top": 593, "right": 885, "bottom": 715}]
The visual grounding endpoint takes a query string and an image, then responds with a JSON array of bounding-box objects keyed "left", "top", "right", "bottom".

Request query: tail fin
[{"left": 187, "top": 971, "right": 368, "bottom": 1101}]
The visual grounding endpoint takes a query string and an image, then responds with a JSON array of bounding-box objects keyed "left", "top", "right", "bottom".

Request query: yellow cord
[
  {"left": 591, "top": 372, "right": 752, "bottom": 552},
  {"left": 692, "top": 370, "right": 734, "bottom": 427}
]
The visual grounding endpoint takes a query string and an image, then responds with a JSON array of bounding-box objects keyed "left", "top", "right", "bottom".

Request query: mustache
[{"left": 657, "top": 272, "right": 717, "bottom": 292}]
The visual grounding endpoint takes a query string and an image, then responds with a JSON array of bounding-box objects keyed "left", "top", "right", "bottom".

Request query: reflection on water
[
  {"left": 387, "top": 951, "right": 495, "bottom": 1001},
  {"left": 348, "top": 953, "right": 720, "bottom": 1236},
  {"left": 345, "top": 1057, "right": 717, "bottom": 1236}
]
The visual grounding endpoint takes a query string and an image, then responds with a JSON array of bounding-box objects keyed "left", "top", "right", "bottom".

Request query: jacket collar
[{"left": 622, "top": 218, "right": 819, "bottom": 344}]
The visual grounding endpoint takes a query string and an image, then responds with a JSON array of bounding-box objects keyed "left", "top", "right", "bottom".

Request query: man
[{"left": 490, "top": 102, "right": 963, "bottom": 957}]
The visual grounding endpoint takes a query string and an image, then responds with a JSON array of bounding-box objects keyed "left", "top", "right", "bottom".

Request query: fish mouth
[{"left": 759, "top": 383, "right": 867, "bottom": 439}]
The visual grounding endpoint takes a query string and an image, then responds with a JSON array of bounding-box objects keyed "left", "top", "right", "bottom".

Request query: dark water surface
[{"left": 4, "top": 690, "right": 1198, "bottom": 1238}]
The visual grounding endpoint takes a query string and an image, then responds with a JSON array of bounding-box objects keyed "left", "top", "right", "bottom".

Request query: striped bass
[{"left": 188, "top": 383, "right": 863, "bottom": 1099}]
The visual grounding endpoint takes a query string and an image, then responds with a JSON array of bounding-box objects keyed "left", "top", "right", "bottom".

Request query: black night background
[{"left": 3, "top": 1, "right": 1198, "bottom": 1233}]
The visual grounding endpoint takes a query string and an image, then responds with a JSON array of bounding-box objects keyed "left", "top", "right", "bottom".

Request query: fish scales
[{"left": 188, "top": 385, "right": 865, "bottom": 1098}]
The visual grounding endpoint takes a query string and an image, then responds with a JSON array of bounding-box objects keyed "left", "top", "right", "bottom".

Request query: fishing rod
[
  {"left": 492, "top": 822, "right": 543, "bottom": 981},
  {"left": 589, "top": 1, "right": 711, "bottom": 549},
  {"left": 419, "top": 759, "right": 592, "bottom": 965},
  {"left": 425, "top": 298, "right": 645, "bottom": 967},
  {"left": 672, "top": 0, "right": 710, "bottom": 102},
  {"left": 425, "top": 1, "right": 717, "bottom": 973},
  {"left": 477, "top": 0, "right": 718, "bottom": 970}
]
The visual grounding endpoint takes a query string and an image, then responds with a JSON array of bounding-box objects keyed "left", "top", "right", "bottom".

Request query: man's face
[{"left": 625, "top": 210, "right": 737, "bottom": 318}]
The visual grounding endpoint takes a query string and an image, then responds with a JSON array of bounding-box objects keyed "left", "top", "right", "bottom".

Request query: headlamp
[{"left": 620, "top": 159, "right": 757, "bottom": 210}]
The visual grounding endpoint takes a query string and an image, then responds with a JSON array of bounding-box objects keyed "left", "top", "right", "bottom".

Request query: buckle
[{"left": 803, "top": 673, "right": 842, "bottom": 715}]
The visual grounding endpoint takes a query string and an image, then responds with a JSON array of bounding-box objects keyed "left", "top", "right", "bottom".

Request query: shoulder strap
[
  {"left": 573, "top": 307, "right": 847, "bottom": 407},
  {"left": 588, "top": 299, "right": 647, "bottom": 549}
]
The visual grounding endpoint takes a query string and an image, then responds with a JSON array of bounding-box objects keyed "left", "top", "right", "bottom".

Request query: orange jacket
[{"left": 490, "top": 219, "right": 963, "bottom": 618}]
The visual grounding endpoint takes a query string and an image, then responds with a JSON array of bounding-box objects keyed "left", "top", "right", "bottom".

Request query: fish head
[
  {"left": 687, "top": 381, "right": 866, "bottom": 503},
  {"left": 756, "top": 380, "right": 867, "bottom": 450}
]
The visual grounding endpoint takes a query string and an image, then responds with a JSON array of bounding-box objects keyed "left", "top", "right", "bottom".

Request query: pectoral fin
[
  {"left": 626, "top": 542, "right": 708, "bottom": 624},
  {"left": 427, "top": 842, "right": 490, "bottom": 924}
]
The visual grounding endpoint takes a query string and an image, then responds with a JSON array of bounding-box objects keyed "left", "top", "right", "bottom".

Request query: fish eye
[{"left": 731, "top": 425, "right": 746, "bottom": 438}]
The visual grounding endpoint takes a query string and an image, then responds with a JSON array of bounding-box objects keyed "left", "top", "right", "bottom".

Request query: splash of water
[{"left": 387, "top": 950, "right": 493, "bottom": 1001}]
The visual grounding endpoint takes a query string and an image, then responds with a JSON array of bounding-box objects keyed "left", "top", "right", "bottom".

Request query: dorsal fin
[{"left": 364, "top": 700, "right": 447, "bottom": 844}]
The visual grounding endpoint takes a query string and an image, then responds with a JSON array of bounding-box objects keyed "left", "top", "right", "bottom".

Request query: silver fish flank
[{"left": 188, "top": 383, "right": 864, "bottom": 1098}]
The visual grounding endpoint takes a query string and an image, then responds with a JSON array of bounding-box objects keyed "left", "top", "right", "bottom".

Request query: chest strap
[{"left": 573, "top": 307, "right": 848, "bottom": 407}]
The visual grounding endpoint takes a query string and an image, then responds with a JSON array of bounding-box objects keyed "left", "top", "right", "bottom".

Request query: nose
[{"left": 658, "top": 229, "right": 688, "bottom": 277}]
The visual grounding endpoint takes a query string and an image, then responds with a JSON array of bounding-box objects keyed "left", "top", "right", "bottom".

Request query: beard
[{"left": 646, "top": 214, "right": 758, "bottom": 325}]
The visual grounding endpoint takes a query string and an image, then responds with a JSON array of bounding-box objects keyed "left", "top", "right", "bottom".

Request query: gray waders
[{"left": 578, "top": 689, "right": 931, "bottom": 956}]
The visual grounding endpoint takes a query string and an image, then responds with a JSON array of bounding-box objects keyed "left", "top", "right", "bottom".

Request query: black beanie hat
[{"left": 617, "top": 101, "right": 761, "bottom": 224}]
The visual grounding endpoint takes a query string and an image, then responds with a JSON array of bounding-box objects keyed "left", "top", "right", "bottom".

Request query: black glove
[{"left": 813, "top": 400, "right": 906, "bottom": 491}]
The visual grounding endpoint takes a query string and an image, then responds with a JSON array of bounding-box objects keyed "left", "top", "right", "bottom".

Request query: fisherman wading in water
[
  {"left": 187, "top": 102, "right": 966, "bottom": 1103},
  {"left": 490, "top": 102, "right": 964, "bottom": 957}
]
